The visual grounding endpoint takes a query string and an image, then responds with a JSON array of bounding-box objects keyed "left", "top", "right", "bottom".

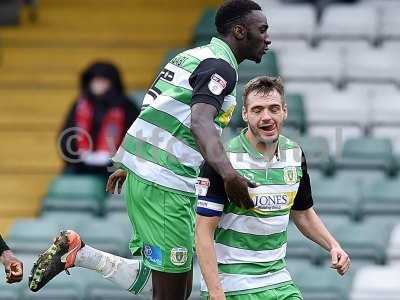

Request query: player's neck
[
  {"left": 245, "top": 130, "right": 278, "bottom": 162},
  {"left": 220, "top": 36, "right": 245, "bottom": 64}
]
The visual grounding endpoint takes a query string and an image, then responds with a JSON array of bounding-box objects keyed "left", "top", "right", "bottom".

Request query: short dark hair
[
  {"left": 215, "top": 0, "right": 262, "bottom": 36},
  {"left": 243, "top": 76, "right": 285, "bottom": 107}
]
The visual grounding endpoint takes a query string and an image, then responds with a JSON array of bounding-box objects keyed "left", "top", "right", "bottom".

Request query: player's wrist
[{"left": 0, "top": 250, "right": 13, "bottom": 263}]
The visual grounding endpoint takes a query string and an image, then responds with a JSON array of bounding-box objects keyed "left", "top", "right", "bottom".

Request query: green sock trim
[{"left": 128, "top": 261, "right": 152, "bottom": 294}]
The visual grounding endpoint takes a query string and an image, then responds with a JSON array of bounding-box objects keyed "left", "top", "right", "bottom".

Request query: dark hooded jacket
[{"left": 59, "top": 61, "right": 140, "bottom": 177}]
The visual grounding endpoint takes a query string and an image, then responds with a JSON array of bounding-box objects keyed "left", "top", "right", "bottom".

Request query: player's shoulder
[{"left": 278, "top": 134, "right": 301, "bottom": 151}]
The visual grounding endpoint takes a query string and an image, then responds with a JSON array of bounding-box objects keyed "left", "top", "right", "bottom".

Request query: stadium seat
[
  {"left": 0, "top": 281, "right": 20, "bottom": 300},
  {"left": 288, "top": 261, "right": 352, "bottom": 300},
  {"left": 360, "top": 177, "right": 400, "bottom": 218},
  {"left": 372, "top": 127, "right": 400, "bottom": 155},
  {"left": 77, "top": 218, "right": 128, "bottom": 256},
  {"left": 41, "top": 211, "right": 98, "bottom": 231},
  {"left": 368, "top": 85, "right": 400, "bottom": 128},
  {"left": 278, "top": 46, "right": 343, "bottom": 85},
  {"left": 192, "top": 8, "right": 216, "bottom": 45},
  {"left": 263, "top": 4, "right": 316, "bottom": 42},
  {"left": 344, "top": 47, "right": 400, "bottom": 86},
  {"left": 304, "top": 89, "right": 368, "bottom": 129},
  {"left": 316, "top": 4, "right": 378, "bottom": 44},
  {"left": 294, "top": 135, "right": 334, "bottom": 174},
  {"left": 350, "top": 265, "right": 400, "bottom": 300},
  {"left": 285, "top": 93, "right": 307, "bottom": 133},
  {"left": 6, "top": 219, "right": 61, "bottom": 254},
  {"left": 311, "top": 175, "right": 361, "bottom": 219},
  {"left": 286, "top": 222, "right": 321, "bottom": 263},
  {"left": 387, "top": 223, "right": 400, "bottom": 262},
  {"left": 105, "top": 193, "right": 126, "bottom": 213},
  {"left": 42, "top": 175, "right": 106, "bottom": 216},
  {"left": 381, "top": 3, "right": 400, "bottom": 41},
  {"left": 318, "top": 219, "right": 393, "bottom": 264},
  {"left": 336, "top": 137, "right": 397, "bottom": 176},
  {"left": 238, "top": 50, "right": 280, "bottom": 83}
]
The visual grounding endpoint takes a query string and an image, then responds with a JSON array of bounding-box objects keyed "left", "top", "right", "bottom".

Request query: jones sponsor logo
[{"left": 253, "top": 193, "right": 289, "bottom": 211}]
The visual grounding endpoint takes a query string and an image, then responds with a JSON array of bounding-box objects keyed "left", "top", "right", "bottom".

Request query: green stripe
[
  {"left": 279, "top": 135, "right": 299, "bottom": 150},
  {"left": 226, "top": 136, "right": 247, "bottom": 153},
  {"left": 215, "top": 228, "right": 287, "bottom": 251},
  {"left": 122, "top": 134, "right": 197, "bottom": 178},
  {"left": 218, "top": 259, "right": 286, "bottom": 276},
  {"left": 139, "top": 107, "right": 198, "bottom": 150},
  {"left": 170, "top": 53, "right": 201, "bottom": 73},
  {"left": 224, "top": 203, "right": 290, "bottom": 218},
  {"left": 238, "top": 167, "right": 302, "bottom": 185},
  {"left": 155, "top": 79, "right": 192, "bottom": 105}
]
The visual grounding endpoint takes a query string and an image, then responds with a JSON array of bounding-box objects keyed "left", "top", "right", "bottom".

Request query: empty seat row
[{"left": 193, "top": 3, "right": 400, "bottom": 46}]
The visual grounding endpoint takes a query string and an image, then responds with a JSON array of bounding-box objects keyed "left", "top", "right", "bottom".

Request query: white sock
[{"left": 75, "top": 245, "right": 140, "bottom": 290}]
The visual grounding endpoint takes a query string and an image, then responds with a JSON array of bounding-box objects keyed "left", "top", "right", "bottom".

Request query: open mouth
[{"left": 259, "top": 123, "right": 276, "bottom": 134}]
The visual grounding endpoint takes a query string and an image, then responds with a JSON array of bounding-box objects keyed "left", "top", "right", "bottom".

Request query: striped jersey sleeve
[{"left": 196, "top": 163, "right": 227, "bottom": 217}]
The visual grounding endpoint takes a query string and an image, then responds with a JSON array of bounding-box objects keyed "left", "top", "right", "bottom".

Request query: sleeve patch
[
  {"left": 195, "top": 177, "right": 210, "bottom": 196},
  {"left": 208, "top": 73, "right": 227, "bottom": 95}
]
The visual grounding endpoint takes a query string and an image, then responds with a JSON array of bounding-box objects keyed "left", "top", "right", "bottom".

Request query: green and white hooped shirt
[
  {"left": 112, "top": 37, "right": 239, "bottom": 196},
  {"left": 196, "top": 130, "right": 313, "bottom": 296}
]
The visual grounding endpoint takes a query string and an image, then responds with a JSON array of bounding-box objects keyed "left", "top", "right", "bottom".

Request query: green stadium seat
[
  {"left": 288, "top": 261, "right": 352, "bottom": 300},
  {"left": 311, "top": 174, "right": 362, "bottom": 219},
  {"left": 237, "top": 50, "right": 280, "bottom": 84},
  {"left": 336, "top": 137, "right": 397, "bottom": 176},
  {"left": 286, "top": 222, "right": 321, "bottom": 263},
  {"left": 0, "top": 281, "right": 19, "bottom": 300},
  {"left": 42, "top": 175, "right": 106, "bottom": 216},
  {"left": 105, "top": 193, "right": 126, "bottom": 213},
  {"left": 295, "top": 135, "right": 334, "bottom": 175},
  {"left": 192, "top": 8, "right": 217, "bottom": 45},
  {"left": 77, "top": 219, "right": 128, "bottom": 256},
  {"left": 317, "top": 219, "right": 393, "bottom": 264},
  {"left": 128, "top": 90, "right": 146, "bottom": 110},
  {"left": 6, "top": 219, "right": 61, "bottom": 254},
  {"left": 360, "top": 177, "right": 400, "bottom": 218},
  {"left": 285, "top": 93, "right": 307, "bottom": 134},
  {"left": 41, "top": 211, "right": 99, "bottom": 232}
]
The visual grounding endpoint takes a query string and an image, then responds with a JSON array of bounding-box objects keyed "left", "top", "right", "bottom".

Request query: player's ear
[
  {"left": 242, "top": 105, "right": 248, "bottom": 123},
  {"left": 282, "top": 103, "right": 288, "bottom": 121},
  {"left": 232, "top": 24, "right": 246, "bottom": 40}
]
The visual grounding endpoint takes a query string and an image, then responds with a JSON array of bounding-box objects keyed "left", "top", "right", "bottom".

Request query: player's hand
[
  {"left": 330, "top": 247, "right": 350, "bottom": 276},
  {"left": 1, "top": 250, "right": 23, "bottom": 283},
  {"left": 106, "top": 169, "right": 127, "bottom": 194},
  {"left": 223, "top": 172, "right": 255, "bottom": 209}
]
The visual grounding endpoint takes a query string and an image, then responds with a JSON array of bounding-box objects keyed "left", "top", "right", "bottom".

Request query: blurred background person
[{"left": 59, "top": 61, "right": 140, "bottom": 179}]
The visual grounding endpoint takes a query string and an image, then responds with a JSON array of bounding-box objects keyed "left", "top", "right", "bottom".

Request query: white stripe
[
  {"left": 218, "top": 214, "right": 289, "bottom": 236},
  {"left": 112, "top": 148, "right": 196, "bottom": 193},
  {"left": 184, "top": 47, "right": 215, "bottom": 61},
  {"left": 127, "top": 118, "right": 203, "bottom": 168},
  {"left": 201, "top": 268, "right": 292, "bottom": 293},
  {"left": 197, "top": 200, "right": 224, "bottom": 212},
  {"left": 228, "top": 152, "right": 302, "bottom": 170},
  {"left": 215, "top": 243, "right": 287, "bottom": 264},
  {"left": 221, "top": 95, "right": 236, "bottom": 112},
  {"left": 150, "top": 94, "right": 191, "bottom": 127},
  {"left": 164, "top": 63, "right": 193, "bottom": 90},
  {"left": 248, "top": 184, "right": 300, "bottom": 194}
]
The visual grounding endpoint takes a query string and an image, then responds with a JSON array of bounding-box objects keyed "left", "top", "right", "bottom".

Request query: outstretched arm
[{"left": 291, "top": 208, "right": 350, "bottom": 275}]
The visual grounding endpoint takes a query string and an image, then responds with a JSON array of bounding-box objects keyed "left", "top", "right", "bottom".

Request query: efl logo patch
[
  {"left": 170, "top": 247, "right": 188, "bottom": 266},
  {"left": 143, "top": 244, "right": 162, "bottom": 266},
  {"left": 208, "top": 73, "right": 227, "bottom": 95},
  {"left": 195, "top": 177, "right": 210, "bottom": 196}
]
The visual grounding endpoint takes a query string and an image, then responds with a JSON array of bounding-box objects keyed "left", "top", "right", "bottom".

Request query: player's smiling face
[
  {"left": 243, "top": 89, "right": 287, "bottom": 146},
  {"left": 244, "top": 11, "right": 271, "bottom": 63}
]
